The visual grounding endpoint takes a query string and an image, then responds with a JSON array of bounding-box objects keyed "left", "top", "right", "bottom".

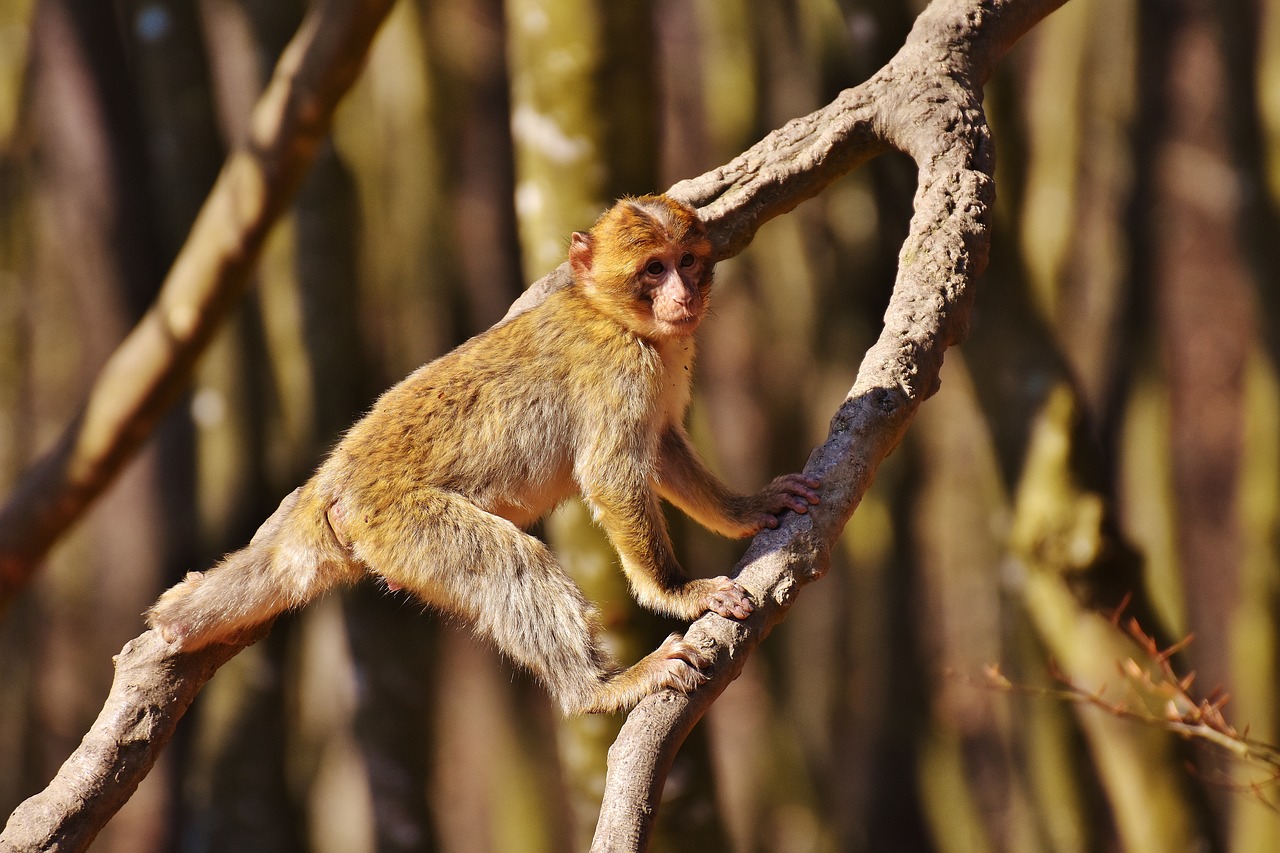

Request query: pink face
[
  {"left": 638, "top": 246, "right": 708, "bottom": 337},
  {"left": 568, "top": 197, "right": 715, "bottom": 340}
]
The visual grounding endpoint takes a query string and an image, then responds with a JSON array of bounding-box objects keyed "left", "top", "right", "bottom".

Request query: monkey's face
[
  {"left": 570, "top": 195, "right": 716, "bottom": 340},
  {"left": 638, "top": 246, "right": 712, "bottom": 338}
]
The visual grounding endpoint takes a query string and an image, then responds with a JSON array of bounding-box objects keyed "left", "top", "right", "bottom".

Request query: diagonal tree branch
[
  {"left": 0, "top": 627, "right": 270, "bottom": 853},
  {"left": 590, "top": 1, "right": 1069, "bottom": 849},
  {"left": 0, "top": 0, "right": 397, "bottom": 606}
]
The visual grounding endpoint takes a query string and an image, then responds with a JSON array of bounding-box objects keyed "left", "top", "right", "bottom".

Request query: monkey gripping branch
[{"left": 0, "top": 1, "right": 1070, "bottom": 851}]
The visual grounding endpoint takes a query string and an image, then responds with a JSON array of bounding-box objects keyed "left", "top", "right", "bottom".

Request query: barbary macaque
[{"left": 148, "top": 194, "right": 820, "bottom": 714}]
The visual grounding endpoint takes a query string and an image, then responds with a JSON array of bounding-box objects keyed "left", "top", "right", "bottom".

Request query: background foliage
[{"left": 1, "top": 0, "right": 1278, "bottom": 850}]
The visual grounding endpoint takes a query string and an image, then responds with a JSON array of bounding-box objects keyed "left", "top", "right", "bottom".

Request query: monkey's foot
[
  {"left": 655, "top": 631, "right": 713, "bottom": 694},
  {"left": 147, "top": 570, "right": 253, "bottom": 652},
  {"left": 146, "top": 571, "right": 206, "bottom": 649},
  {"left": 568, "top": 631, "right": 713, "bottom": 713},
  {"left": 695, "top": 576, "right": 754, "bottom": 620}
]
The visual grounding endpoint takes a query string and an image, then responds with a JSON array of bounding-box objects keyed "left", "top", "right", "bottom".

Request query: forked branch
[{"left": 590, "top": 1, "right": 1069, "bottom": 849}]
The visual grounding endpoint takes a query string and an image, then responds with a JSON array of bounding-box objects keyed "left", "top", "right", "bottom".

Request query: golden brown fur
[{"left": 147, "top": 195, "right": 819, "bottom": 714}]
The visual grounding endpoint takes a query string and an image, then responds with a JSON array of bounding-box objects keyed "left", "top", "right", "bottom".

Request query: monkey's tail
[{"left": 146, "top": 485, "right": 351, "bottom": 651}]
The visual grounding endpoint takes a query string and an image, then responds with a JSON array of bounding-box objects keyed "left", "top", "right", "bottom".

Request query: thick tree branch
[
  {"left": 590, "top": 1, "right": 1068, "bottom": 849},
  {"left": 0, "top": 0, "right": 396, "bottom": 605}
]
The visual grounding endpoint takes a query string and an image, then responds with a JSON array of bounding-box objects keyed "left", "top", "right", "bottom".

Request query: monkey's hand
[
  {"left": 737, "top": 473, "right": 821, "bottom": 534},
  {"left": 687, "top": 576, "right": 754, "bottom": 620}
]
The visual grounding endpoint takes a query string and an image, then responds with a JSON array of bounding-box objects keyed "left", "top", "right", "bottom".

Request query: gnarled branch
[{"left": 590, "top": 1, "right": 1068, "bottom": 849}]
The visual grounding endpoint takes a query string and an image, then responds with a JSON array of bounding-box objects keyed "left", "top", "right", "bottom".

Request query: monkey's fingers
[
  {"left": 772, "top": 473, "right": 822, "bottom": 508},
  {"left": 746, "top": 474, "right": 822, "bottom": 526},
  {"left": 698, "top": 577, "right": 754, "bottom": 620}
]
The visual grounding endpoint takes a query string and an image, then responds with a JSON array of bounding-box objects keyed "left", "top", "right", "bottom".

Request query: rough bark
[
  {"left": 0, "top": 0, "right": 1069, "bottom": 850},
  {"left": 0, "top": 623, "right": 269, "bottom": 852}
]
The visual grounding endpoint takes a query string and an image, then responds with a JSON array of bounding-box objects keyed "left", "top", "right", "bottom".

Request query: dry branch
[
  {"left": 1, "top": 0, "right": 1069, "bottom": 850},
  {"left": 0, "top": 627, "right": 269, "bottom": 853},
  {"left": 0, "top": 0, "right": 397, "bottom": 605}
]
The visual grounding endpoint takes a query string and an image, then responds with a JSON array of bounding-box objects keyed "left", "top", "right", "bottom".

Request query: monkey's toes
[
  {"left": 153, "top": 623, "right": 185, "bottom": 647},
  {"left": 146, "top": 605, "right": 188, "bottom": 647},
  {"left": 146, "top": 572, "right": 206, "bottom": 648},
  {"left": 662, "top": 657, "right": 709, "bottom": 694},
  {"left": 656, "top": 632, "right": 712, "bottom": 693},
  {"left": 700, "top": 577, "right": 754, "bottom": 620},
  {"left": 146, "top": 604, "right": 186, "bottom": 647}
]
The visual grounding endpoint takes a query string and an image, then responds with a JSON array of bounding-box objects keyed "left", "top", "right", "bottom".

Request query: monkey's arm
[
  {"left": 582, "top": 467, "right": 754, "bottom": 622},
  {"left": 655, "top": 425, "right": 820, "bottom": 539}
]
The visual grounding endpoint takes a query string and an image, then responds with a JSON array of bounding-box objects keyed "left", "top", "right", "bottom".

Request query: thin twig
[{"left": 974, "top": 614, "right": 1280, "bottom": 812}]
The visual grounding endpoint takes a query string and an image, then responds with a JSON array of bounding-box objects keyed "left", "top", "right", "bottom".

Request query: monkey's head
[{"left": 569, "top": 195, "right": 715, "bottom": 339}]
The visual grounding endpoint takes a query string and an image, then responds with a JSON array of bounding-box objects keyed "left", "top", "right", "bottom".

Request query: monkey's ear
[{"left": 569, "top": 231, "right": 593, "bottom": 278}]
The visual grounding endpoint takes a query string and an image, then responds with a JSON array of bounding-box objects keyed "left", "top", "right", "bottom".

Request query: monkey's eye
[
  {"left": 646, "top": 260, "right": 665, "bottom": 276},
  {"left": 680, "top": 253, "right": 696, "bottom": 268}
]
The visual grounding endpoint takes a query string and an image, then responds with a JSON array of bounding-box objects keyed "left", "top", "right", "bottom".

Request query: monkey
[{"left": 147, "top": 194, "right": 821, "bottom": 715}]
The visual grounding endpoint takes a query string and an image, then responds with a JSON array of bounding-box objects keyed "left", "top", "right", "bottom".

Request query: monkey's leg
[
  {"left": 351, "top": 489, "right": 712, "bottom": 714},
  {"left": 147, "top": 487, "right": 356, "bottom": 650}
]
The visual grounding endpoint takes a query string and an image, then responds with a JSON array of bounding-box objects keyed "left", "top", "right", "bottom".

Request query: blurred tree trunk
[
  {"left": 1232, "top": 350, "right": 1280, "bottom": 851},
  {"left": 6, "top": 2, "right": 199, "bottom": 850},
  {"left": 177, "top": 3, "right": 310, "bottom": 851},
  {"left": 506, "top": 1, "right": 656, "bottom": 850},
  {"left": 114, "top": 3, "right": 246, "bottom": 849},
  {"left": 1219, "top": 0, "right": 1280, "bottom": 845},
  {"left": 1207, "top": 0, "right": 1280, "bottom": 847},
  {"left": 958, "top": 1, "right": 1222, "bottom": 849},
  {"left": 1142, "top": 0, "right": 1250, "bottom": 725},
  {"left": 505, "top": 0, "right": 603, "bottom": 278},
  {"left": 0, "top": 0, "right": 36, "bottom": 825},
  {"left": 416, "top": 0, "right": 523, "bottom": 334}
]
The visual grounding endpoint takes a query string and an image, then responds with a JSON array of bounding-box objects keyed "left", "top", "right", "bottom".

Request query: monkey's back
[{"left": 316, "top": 285, "right": 670, "bottom": 529}]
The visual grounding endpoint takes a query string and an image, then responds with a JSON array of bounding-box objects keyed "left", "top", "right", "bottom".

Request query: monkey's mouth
[{"left": 659, "top": 315, "right": 701, "bottom": 335}]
